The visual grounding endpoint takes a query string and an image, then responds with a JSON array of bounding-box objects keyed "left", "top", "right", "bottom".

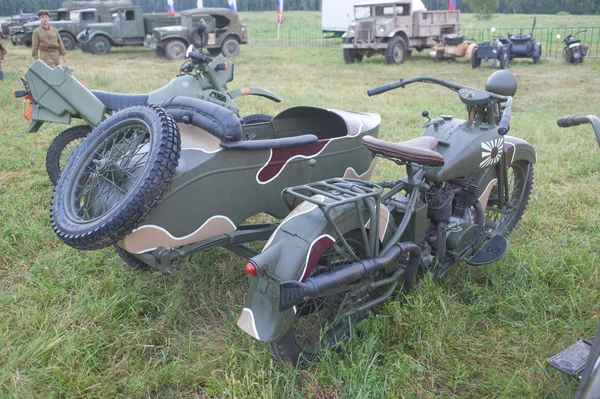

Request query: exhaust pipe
[{"left": 279, "top": 242, "right": 421, "bottom": 311}]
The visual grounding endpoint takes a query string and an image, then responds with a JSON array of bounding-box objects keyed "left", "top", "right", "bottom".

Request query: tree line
[{"left": 1, "top": 0, "right": 598, "bottom": 18}]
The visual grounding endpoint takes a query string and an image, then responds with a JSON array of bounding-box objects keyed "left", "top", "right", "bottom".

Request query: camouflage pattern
[{"left": 32, "top": 25, "right": 66, "bottom": 68}]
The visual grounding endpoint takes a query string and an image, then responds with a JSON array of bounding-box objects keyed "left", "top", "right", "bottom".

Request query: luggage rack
[{"left": 282, "top": 177, "right": 385, "bottom": 259}]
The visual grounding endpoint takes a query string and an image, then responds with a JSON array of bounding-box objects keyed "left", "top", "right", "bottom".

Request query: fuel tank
[{"left": 421, "top": 117, "right": 505, "bottom": 183}]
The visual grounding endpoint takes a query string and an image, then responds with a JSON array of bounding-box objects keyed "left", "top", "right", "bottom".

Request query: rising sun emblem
[{"left": 480, "top": 138, "right": 504, "bottom": 168}]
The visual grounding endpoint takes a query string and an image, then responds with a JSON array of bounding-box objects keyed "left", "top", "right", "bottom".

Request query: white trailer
[{"left": 322, "top": 0, "right": 356, "bottom": 37}]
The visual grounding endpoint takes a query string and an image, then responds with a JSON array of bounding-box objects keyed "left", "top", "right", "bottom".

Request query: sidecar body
[{"left": 117, "top": 100, "right": 380, "bottom": 256}]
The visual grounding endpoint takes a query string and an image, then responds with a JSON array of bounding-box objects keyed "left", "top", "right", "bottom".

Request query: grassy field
[{"left": 0, "top": 12, "right": 599, "bottom": 398}]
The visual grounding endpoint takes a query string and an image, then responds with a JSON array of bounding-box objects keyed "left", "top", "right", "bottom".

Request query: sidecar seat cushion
[
  {"left": 220, "top": 134, "right": 318, "bottom": 150},
  {"left": 159, "top": 96, "right": 242, "bottom": 142},
  {"left": 362, "top": 135, "right": 445, "bottom": 166},
  {"left": 90, "top": 90, "right": 149, "bottom": 112}
]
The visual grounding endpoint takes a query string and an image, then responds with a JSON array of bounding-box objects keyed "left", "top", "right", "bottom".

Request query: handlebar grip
[
  {"left": 367, "top": 80, "right": 404, "bottom": 97},
  {"left": 557, "top": 115, "right": 584, "bottom": 128},
  {"left": 497, "top": 97, "right": 512, "bottom": 135}
]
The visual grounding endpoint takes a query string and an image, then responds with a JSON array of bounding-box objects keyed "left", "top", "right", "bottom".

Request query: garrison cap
[{"left": 37, "top": 9, "right": 50, "bottom": 17}]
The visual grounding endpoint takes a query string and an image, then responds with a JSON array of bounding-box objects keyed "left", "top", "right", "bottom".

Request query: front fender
[
  {"left": 228, "top": 87, "right": 282, "bottom": 103},
  {"left": 237, "top": 195, "right": 394, "bottom": 342}
]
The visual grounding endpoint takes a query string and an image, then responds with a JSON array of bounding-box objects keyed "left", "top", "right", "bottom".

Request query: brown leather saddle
[{"left": 362, "top": 135, "right": 445, "bottom": 166}]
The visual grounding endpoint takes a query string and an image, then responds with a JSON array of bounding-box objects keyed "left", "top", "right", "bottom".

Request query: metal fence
[{"left": 247, "top": 25, "right": 600, "bottom": 59}]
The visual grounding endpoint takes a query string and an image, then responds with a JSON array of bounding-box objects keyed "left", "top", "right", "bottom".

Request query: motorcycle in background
[
  {"left": 557, "top": 30, "right": 590, "bottom": 64},
  {"left": 548, "top": 114, "right": 600, "bottom": 399}
]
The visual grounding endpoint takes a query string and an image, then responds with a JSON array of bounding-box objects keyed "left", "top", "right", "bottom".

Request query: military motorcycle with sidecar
[
  {"left": 237, "top": 70, "right": 537, "bottom": 366},
  {"left": 505, "top": 17, "right": 542, "bottom": 64},
  {"left": 430, "top": 33, "right": 476, "bottom": 63},
  {"left": 471, "top": 28, "right": 511, "bottom": 69},
  {"left": 548, "top": 114, "right": 600, "bottom": 399},
  {"left": 47, "top": 77, "right": 381, "bottom": 274},
  {"left": 13, "top": 21, "right": 279, "bottom": 185}
]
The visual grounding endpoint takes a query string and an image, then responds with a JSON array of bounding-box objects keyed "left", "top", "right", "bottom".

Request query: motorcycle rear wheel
[
  {"left": 267, "top": 230, "right": 373, "bottom": 366},
  {"left": 50, "top": 104, "right": 181, "bottom": 250},
  {"left": 485, "top": 160, "right": 534, "bottom": 235}
]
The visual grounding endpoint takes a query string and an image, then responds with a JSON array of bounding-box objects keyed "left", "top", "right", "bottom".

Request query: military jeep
[
  {"left": 342, "top": 0, "right": 460, "bottom": 64},
  {"left": 144, "top": 8, "right": 248, "bottom": 60}
]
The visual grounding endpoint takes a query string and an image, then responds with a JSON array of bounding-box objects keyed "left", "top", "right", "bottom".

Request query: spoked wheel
[
  {"left": 50, "top": 104, "right": 181, "bottom": 250},
  {"left": 267, "top": 230, "right": 375, "bottom": 366},
  {"left": 46, "top": 124, "right": 93, "bottom": 185},
  {"left": 485, "top": 160, "right": 534, "bottom": 236}
]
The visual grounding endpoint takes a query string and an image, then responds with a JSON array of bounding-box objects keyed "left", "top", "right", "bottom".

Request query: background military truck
[
  {"left": 78, "top": 6, "right": 179, "bottom": 55},
  {"left": 145, "top": 8, "right": 248, "bottom": 60},
  {"left": 342, "top": 0, "right": 460, "bottom": 64},
  {"left": 10, "top": 0, "right": 132, "bottom": 50},
  {"left": 1, "top": 13, "right": 38, "bottom": 39}
]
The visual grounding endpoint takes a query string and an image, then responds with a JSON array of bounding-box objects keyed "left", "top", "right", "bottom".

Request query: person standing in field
[
  {"left": 0, "top": 36, "right": 6, "bottom": 80},
  {"left": 32, "top": 9, "right": 67, "bottom": 68}
]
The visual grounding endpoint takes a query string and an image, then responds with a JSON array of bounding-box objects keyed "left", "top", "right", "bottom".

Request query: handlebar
[
  {"left": 557, "top": 115, "right": 600, "bottom": 147},
  {"left": 367, "top": 76, "right": 510, "bottom": 102},
  {"left": 497, "top": 97, "right": 513, "bottom": 135}
]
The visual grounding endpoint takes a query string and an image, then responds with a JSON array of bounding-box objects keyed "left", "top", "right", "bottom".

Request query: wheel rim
[
  {"left": 170, "top": 44, "right": 184, "bottom": 58},
  {"left": 65, "top": 119, "right": 152, "bottom": 223},
  {"left": 93, "top": 39, "right": 107, "bottom": 53},
  {"left": 485, "top": 163, "right": 527, "bottom": 235},
  {"left": 393, "top": 44, "right": 404, "bottom": 62},
  {"left": 291, "top": 236, "right": 367, "bottom": 355}
]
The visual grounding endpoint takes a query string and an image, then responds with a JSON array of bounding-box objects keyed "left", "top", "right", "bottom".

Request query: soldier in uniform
[
  {"left": 0, "top": 36, "right": 6, "bottom": 81},
  {"left": 32, "top": 9, "right": 67, "bottom": 68}
]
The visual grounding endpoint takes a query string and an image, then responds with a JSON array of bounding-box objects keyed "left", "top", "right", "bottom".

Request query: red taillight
[{"left": 245, "top": 261, "right": 258, "bottom": 276}]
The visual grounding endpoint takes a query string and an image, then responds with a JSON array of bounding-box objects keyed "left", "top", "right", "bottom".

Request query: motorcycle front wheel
[
  {"left": 485, "top": 160, "right": 534, "bottom": 235},
  {"left": 267, "top": 230, "right": 373, "bottom": 366},
  {"left": 50, "top": 104, "right": 181, "bottom": 250}
]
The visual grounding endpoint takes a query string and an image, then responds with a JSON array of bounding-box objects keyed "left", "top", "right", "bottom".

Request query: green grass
[{"left": 0, "top": 12, "right": 599, "bottom": 398}]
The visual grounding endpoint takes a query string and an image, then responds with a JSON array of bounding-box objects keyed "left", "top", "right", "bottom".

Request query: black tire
[
  {"left": 113, "top": 244, "right": 150, "bottom": 270},
  {"left": 154, "top": 47, "right": 166, "bottom": 57},
  {"left": 207, "top": 48, "right": 221, "bottom": 56},
  {"left": 241, "top": 114, "right": 273, "bottom": 125},
  {"left": 60, "top": 32, "right": 75, "bottom": 51},
  {"left": 342, "top": 39, "right": 363, "bottom": 64},
  {"left": 81, "top": 42, "right": 89, "bottom": 53},
  {"left": 165, "top": 39, "right": 187, "bottom": 60},
  {"left": 485, "top": 160, "right": 534, "bottom": 236},
  {"left": 385, "top": 36, "right": 407, "bottom": 65},
  {"left": 533, "top": 45, "right": 541, "bottom": 64},
  {"left": 50, "top": 104, "right": 181, "bottom": 250},
  {"left": 188, "top": 25, "right": 208, "bottom": 49},
  {"left": 500, "top": 48, "right": 509, "bottom": 69},
  {"left": 46, "top": 125, "right": 93, "bottom": 186},
  {"left": 221, "top": 37, "right": 240, "bottom": 57},
  {"left": 89, "top": 36, "right": 111, "bottom": 55},
  {"left": 471, "top": 47, "right": 481, "bottom": 69},
  {"left": 267, "top": 230, "right": 372, "bottom": 366}
]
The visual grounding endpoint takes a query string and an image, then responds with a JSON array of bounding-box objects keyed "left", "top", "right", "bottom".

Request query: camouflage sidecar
[{"left": 49, "top": 94, "right": 380, "bottom": 271}]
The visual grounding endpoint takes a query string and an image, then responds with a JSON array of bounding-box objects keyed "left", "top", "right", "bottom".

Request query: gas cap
[{"left": 441, "top": 115, "right": 453, "bottom": 121}]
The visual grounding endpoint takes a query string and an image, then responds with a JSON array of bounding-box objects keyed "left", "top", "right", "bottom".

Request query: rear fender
[
  {"left": 238, "top": 196, "right": 395, "bottom": 342},
  {"left": 24, "top": 60, "right": 106, "bottom": 128}
]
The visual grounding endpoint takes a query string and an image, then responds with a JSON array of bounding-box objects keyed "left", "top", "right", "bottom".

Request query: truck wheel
[
  {"left": 188, "top": 25, "right": 208, "bottom": 49},
  {"left": 342, "top": 38, "right": 363, "bottom": 64},
  {"left": 165, "top": 39, "right": 187, "bottom": 60},
  {"left": 46, "top": 125, "right": 93, "bottom": 186},
  {"left": 385, "top": 36, "right": 407, "bottom": 64},
  {"left": 60, "top": 32, "right": 75, "bottom": 51},
  {"left": 154, "top": 47, "right": 166, "bottom": 57},
  {"left": 471, "top": 47, "right": 481, "bottom": 69},
  {"left": 50, "top": 104, "right": 181, "bottom": 250},
  {"left": 221, "top": 38, "right": 240, "bottom": 57},
  {"left": 89, "top": 36, "right": 111, "bottom": 55}
]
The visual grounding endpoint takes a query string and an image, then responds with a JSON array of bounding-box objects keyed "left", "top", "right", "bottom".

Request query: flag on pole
[
  {"left": 277, "top": 0, "right": 284, "bottom": 24},
  {"left": 227, "top": 0, "right": 237, "bottom": 12},
  {"left": 166, "top": 0, "right": 176, "bottom": 15},
  {"left": 20, "top": 8, "right": 24, "bottom": 14},
  {"left": 446, "top": 0, "right": 456, "bottom": 11}
]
